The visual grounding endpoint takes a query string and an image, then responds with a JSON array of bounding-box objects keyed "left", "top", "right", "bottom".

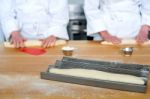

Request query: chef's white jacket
[
  {"left": 1, "top": 0, "right": 69, "bottom": 40},
  {"left": 84, "top": 0, "right": 150, "bottom": 40},
  {"left": 0, "top": 24, "right": 4, "bottom": 43},
  {"left": 0, "top": 1, "right": 5, "bottom": 43}
]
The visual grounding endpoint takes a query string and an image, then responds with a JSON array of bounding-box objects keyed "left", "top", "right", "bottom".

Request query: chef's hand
[
  {"left": 41, "top": 35, "right": 56, "bottom": 48},
  {"left": 10, "top": 31, "right": 25, "bottom": 48},
  {"left": 100, "top": 31, "right": 121, "bottom": 44},
  {"left": 136, "top": 25, "right": 150, "bottom": 44}
]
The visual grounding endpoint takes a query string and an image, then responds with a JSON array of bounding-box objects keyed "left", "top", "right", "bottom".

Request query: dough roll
[
  {"left": 101, "top": 40, "right": 150, "bottom": 45},
  {"left": 49, "top": 68, "right": 145, "bottom": 85},
  {"left": 4, "top": 40, "right": 67, "bottom": 48}
]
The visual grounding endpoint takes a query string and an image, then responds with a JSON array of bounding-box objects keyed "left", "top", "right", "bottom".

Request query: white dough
[
  {"left": 4, "top": 40, "right": 67, "bottom": 48},
  {"left": 101, "top": 40, "right": 150, "bottom": 45},
  {"left": 49, "top": 68, "right": 144, "bottom": 85}
]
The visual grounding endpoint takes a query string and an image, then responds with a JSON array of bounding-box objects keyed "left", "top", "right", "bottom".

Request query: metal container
[
  {"left": 121, "top": 47, "right": 133, "bottom": 56},
  {"left": 41, "top": 57, "right": 150, "bottom": 93}
]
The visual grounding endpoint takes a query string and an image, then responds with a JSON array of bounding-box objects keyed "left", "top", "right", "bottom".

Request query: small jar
[
  {"left": 62, "top": 46, "right": 74, "bottom": 56},
  {"left": 121, "top": 47, "right": 133, "bottom": 56}
]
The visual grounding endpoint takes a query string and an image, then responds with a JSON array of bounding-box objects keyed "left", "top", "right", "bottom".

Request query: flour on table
[
  {"left": 0, "top": 74, "right": 76, "bottom": 96},
  {"left": 0, "top": 74, "right": 138, "bottom": 98}
]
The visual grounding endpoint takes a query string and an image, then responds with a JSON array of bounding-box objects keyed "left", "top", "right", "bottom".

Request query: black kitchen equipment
[{"left": 41, "top": 57, "right": 149, "bottom": 93}]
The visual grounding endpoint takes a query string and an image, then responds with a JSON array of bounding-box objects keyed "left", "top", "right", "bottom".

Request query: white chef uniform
[
  {"left": 0, "top": 1, "right": 5, "bottom": 43},
  {"left": 0, "top": 24, "right": 4, "bottom": 43},
  {"left": 84, "top": 0, "right": 150, "bottom": 40},
  {"left": 1, "top": 0, "right": 69, "bottom": 40}
]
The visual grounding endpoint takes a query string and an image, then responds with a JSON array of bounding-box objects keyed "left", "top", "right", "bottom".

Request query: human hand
[
  {"left": 41, "top": 35, "right": 56, "bottom": 48},
  {"left": 136, "top": 25, "right": 150, "bottom": 44},
  {"left": 10, "top": 31, "right": 26, "bottom": 48},
  {"left": 100, "top": 31, "right": 121, "bottom": 44}
]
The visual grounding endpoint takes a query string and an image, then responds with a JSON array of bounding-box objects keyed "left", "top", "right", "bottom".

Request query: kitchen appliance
[{"left": 68, "top": 4, "right": 87, "bottom": 40}]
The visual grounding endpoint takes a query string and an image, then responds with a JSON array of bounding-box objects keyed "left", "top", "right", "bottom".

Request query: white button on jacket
[
  {"left": 84, "top": 0, "right": 150, "bottom": 40},
  {"left": 1, "top": 0, "right": 69, "bottom": 40}
]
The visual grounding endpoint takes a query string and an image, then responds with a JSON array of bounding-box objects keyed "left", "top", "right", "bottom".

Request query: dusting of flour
[{"left": 0, "top": 74, "right": 138, "bottom": 98}]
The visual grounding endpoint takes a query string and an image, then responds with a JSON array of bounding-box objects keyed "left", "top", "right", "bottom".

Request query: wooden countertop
[{"left": 0, "top": 41, "right": 150, "bottom": 99}]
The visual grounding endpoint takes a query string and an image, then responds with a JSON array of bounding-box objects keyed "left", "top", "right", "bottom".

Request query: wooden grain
[{"left": 0, "top": 41, "right": 150, "bottom": 99}]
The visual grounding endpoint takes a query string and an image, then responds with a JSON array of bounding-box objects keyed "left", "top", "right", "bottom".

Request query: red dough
[{"left": 20, "top": 48, "right": 46, "bottom": 55}]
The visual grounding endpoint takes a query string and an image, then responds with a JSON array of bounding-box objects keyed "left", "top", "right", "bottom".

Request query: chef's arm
[
  {"left": 141, "top": 0, "right": 150, "bottom": 28},
  {"left": 84, "top": 0, "right": 107, "bottom": 36},
  {"left": 140, "top": 0, "right": 150, "bottom": 38},
  {"left": 0, "top": 0, "right": 20, "bottom": 41},
  {"left": 45, "top": 0, "right": 69, "bottom": 40},
  {"left": 99, "top": 31, "right": 121, "bottom": 44},
  {"left": 136, "top": 0, "right": 150, "bottom": 43}
]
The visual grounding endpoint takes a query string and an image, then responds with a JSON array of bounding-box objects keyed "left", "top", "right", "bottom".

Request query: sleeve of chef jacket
[
  {"left": 45, "top": 0, "right": 69, "bottom": 40},
  {"left": 0, "top": 0, "right": 19, "bottom": 41},
  {"left": 0, "top": 24, "right": 5, "bottom": 43},
  {"left": 0, "top": 1, "right": 5, "bottom": 42},
  {"left": 84, "top": 0, "right": 106, "bottom": 36},
  {"left": 141, "top": 0, "right": 150, "bottom": 26}
]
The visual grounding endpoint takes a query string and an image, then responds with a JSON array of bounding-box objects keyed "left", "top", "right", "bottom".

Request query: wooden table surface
[{"left": 0, "top": 41, "right": 150, "bottom": 99}]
